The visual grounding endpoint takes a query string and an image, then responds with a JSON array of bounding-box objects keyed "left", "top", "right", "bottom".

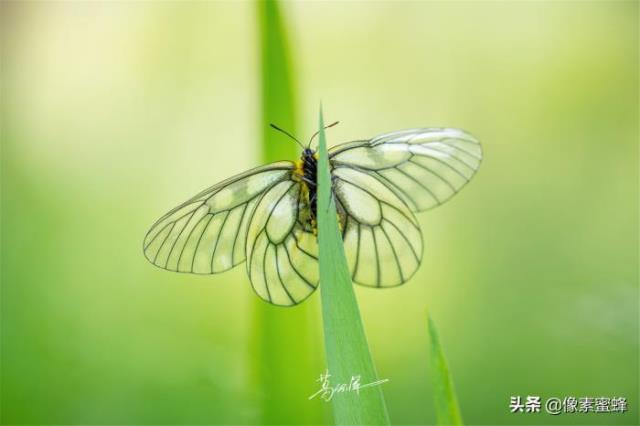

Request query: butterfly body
[
  {"left": 295, "top": 148, "right": 319, "bottom": 222},
  {"left": 144, "top": 128, "right": 482, "bottom": 306}
]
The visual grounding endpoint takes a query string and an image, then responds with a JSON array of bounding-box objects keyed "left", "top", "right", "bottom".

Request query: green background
[{"left": 1, "top": 1, "right": 638, "bottom": 425}]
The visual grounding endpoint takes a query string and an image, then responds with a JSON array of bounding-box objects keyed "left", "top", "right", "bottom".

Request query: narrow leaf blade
[
  {"left": 252, "top": 2, "right": 323, "bottom": 424},
  {"left": 317, "top": 106, "right": 390, "bottom": 425},
  {"left": 427, "top": 313, "right": 463, "bottom": 425}
]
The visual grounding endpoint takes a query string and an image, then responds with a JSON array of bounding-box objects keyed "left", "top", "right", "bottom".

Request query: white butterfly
[{"left": 144, "top": 127, "right": 482, "bottom": 306}]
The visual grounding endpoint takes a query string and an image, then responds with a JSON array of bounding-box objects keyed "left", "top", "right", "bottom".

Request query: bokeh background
[{"left": 1, "top": 1, "right": 638, "bottom": 425}]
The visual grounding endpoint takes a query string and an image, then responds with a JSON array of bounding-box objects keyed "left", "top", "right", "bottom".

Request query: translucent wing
[
  {"left": 143, "top": 161, "right": 294, "bottom": 274},
  {"left": 330, "top": 128, "right": 482, "bottom": 211},
  {"left": 245, "top": 180, "right": 319, "bottom": 306},
  {"left": 333, "top": 167, "right": 423, "bottom": 287}
]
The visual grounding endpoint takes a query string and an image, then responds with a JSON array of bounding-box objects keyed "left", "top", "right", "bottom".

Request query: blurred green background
[{"left": 1, "top": 1, "right": 638, "bottom": 425}]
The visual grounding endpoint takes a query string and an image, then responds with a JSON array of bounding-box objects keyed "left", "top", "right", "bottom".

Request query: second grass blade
[
  {"left": 427, "top": 313, "right": 463, "bottom": 425},
  {"left": 253, "top": 2, "right": 322, "bottom": 424}
]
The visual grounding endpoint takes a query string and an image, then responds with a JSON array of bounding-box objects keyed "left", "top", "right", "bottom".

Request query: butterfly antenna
[
  {"left": 308, "top": 121, "right": 339, "bottom": 148},
  {"left": 270, "top": 123, "right": 305, "bottom": 150}
]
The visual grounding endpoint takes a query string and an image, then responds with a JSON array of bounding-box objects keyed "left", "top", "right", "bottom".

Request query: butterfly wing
[
  {"left": 144, "top": 127, "right": 481, "bottom": 300},
  {"left": 245, "top": 180, "right": 319, "bottom": 306},
  {"left": 143, "top": 161, "right": 295, "bottom": 274},
  {"left": 333, "top": 166, "right": 423, "bottom": 287},
  {"left": 329, "top": 128, "right": 482, "bottom": 211},
  {"left": 330, "top": 128, "right": 481, "bottom": 287}
]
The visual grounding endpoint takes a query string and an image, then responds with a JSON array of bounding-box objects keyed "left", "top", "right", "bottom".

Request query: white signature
[{"left": 308, "top": 369, "right": 389, "bottom": 402}]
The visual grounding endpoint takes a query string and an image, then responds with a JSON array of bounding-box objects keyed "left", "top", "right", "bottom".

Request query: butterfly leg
[{"left": 300, "top": 176, "right": 316, "bottom": 187}]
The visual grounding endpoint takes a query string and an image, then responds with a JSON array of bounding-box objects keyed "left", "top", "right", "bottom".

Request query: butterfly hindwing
[
  {"left": 333, "top": 166, "right": 423, "bottom": 288},
  {"left": 245, "top": 179, "right": 319, "bottom": 306}
]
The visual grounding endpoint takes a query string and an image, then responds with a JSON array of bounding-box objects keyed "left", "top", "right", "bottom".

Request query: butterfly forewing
[
  {"left": 330, "top": 128, "right": 482, "bottom": 212},
  {"left": 143, "top": 162, "right": 294, "bottom": 274}
]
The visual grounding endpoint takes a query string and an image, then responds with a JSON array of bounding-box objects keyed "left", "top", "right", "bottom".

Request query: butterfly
[{"left": 143, "top": 125, "right": 482, "bottom": 306}]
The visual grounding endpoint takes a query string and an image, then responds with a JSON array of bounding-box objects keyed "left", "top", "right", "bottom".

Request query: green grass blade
[
  {"left": 252, "top": 2, "right": 323, "bottom": 424},
  {"left": 427, "top": 313, "right": 464, "bottom": 425},
  {"left": 316, "top": 106, "right": 390, "bottom": 425},
  {"left": 259, "top": 0, "right": 297, "bottom": 163}
]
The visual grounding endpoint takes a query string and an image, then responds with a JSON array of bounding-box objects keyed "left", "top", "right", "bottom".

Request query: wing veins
[
  {"left": 395, "top": 164, "right": 442, "bottom": 203},
  {"left": 210, "top": 210, "right": 230, "bottom": 271},
  {"left": 191, "top": 214, "right": 214, "bottom": 272},
  {"left": 424, "top": 145, "right": 479, "bottom": 170},
  {"left": 148, "top": 176, "right": 286, "bottom": 263},
  {"left": 380, "top": 225, "right": 404, "bottom": 284},
  {"left": 372, "top": 170, "right": 420, "bottom": 210},
  {"left": 383, "top": 218, "right": 420, "bottom": 262},
  {"left": 429, "top": 140, "right": 482, "bottom": 160},
  {"left": 144, "top": 221, "right": 172, "bottom": 251},
  {"left": 181, "top": 165, "right": 294, "bottom": 210},
  {"left": 352, "top": 221, "right": 361, "bottom": 280},
  {"left": 165, "top": 206, "right": 202, "bottom": 270},
  {"left": 335, "top": 177, "right": 418, "bottom": 229},
  {"left": 247, "top": 180, "right": 295, "bottom": 279},
  {"left": 331, "top": 163, "right": 420, "bottom": 210},
  {"left": 176, "top": 210, "right": 209, "bottom": 270},
  {"left": 409, "top": 149, "right": 471, "bottom": 181},
  {"left": 407, "top": 159, "right": 458, "bottom": 194},
  {"left": 371, "top": 225, "right": 381, "bottom": 287},
  {"left": 262, "top": 182, "right": 296, "bottom": 245},
  {"left": 328, "top": 140, "right": 369, "bottom": 158},
  {"left": 283, "top": 240, "right": 316, "bottom": 289},
  {"left": 243, "top": 178, "right": 292, "bottom": 261},
  {"left": 230, "top": 203, "right": 249, "bottom": 266},
  {"left": 262, "top": 238, "right": 272, "bottom": 303},
  {"left": 291, "top": 230, "right": 318, "bottom": 260},
  {"left": 153, "top": 222, "right": 176, "bottom": 264},
  {"left": 274, "top": 247, "right": 296, "bottom": 304}
]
